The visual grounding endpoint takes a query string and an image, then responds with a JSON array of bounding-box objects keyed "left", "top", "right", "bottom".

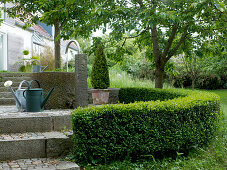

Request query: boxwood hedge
[{"left": 71, "top": 88, "right": 221, "bottom": 164}]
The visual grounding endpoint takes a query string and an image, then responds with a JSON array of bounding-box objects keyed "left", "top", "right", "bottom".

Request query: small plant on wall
[{"left": 90, "top": 44, "right": 110, "bottom": 104}]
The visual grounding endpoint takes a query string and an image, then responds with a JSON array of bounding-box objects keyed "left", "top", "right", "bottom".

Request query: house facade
[{"left": 0, "top": 3, "right": 79, "bottom": 71}]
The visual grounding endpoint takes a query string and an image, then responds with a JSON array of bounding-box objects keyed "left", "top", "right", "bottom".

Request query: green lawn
[
  {"left": 212, "top": 89, "right": 227, "bottom": 116},
  {"left": 84, "top": 89, "right": 227, "bottom": 170}
]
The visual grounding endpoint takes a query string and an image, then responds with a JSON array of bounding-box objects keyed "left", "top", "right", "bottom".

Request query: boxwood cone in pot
[{"left": 91, "top": 44, "right": 110, "bottom": 104}]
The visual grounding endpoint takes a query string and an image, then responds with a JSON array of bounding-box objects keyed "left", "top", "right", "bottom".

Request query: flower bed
[{"left": 71, "top": 88, "right": 221, "bottom": 164}]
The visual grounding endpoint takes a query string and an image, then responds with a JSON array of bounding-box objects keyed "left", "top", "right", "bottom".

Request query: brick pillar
[{"left": 75, "top": 54, "right": 88, "bottom": 107}]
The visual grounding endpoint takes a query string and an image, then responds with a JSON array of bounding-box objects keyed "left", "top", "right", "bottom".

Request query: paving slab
[
  {"left": 0, "top": 92, "right": 13, "bottom": 98},
  {"left": 0, "top": 158, "right": 79, "bottom": 170},
  {"left": 0, "top": 131, "right": 73, "bottom": 161},
  {"left": 0, "top": 106, "right": 72, "bottom": 133},
  {"left": 0, "top": 98, "right": 15, "bottom": 105}
]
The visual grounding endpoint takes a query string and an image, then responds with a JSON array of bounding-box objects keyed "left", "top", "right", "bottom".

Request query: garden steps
[
  {"left": 2, "top": 76, "right": 32, "bottom": 82},
  {"left": 0, "top": 87, "right": 17, "bottom": 92},
  {"left": 0, "top": 92, "right": 13, "bottom": 98},
  {"left": 0, "top": 131, "right": 73, "bottom": 161},
  {"left": 0, "top": 105, "right": 77, "bottom": 166},
  {"left": 0, "top": 73, "right": 33, "bottom": 106},
  {"left": 0, "top": 98, "right": 15, "bottom": 105},
  {"left": 0, "top": 106, "right": 72, "bottom": 133},
  {"left": 0, "top": 81, "right": 30, "bottom": 88},
  {"left": 0, "top": 72, "right": 32, "bottom": 77}
]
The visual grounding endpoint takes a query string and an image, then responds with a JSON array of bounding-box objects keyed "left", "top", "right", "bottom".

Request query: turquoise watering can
[{"left": 23, "top": 80, "right": 54, "bottom": 112}]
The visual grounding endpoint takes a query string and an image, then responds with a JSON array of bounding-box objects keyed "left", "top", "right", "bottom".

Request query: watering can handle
[
  {"left": 23, "top": 90, "right": 26, "bottom": 99},
  {"left": 29, "top": 80, "right": 41, "bottom": 89},
  {"left": 18, "top": 80, "right": 30, "bottom": 90},
  {"left": 31, "top": 60, "right": 41, "bottom": 66}
]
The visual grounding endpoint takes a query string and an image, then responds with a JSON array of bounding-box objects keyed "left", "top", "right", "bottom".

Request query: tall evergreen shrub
[{"left": 91, "top": 44, "right": 110, "bottom": 89}]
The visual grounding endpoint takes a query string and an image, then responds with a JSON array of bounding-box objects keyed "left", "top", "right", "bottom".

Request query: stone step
[
  {"left": 0, "top": 87, "right": 17, "bottom": 92},
  {"left": 0, "top": 98, "right": 15, "bottom": 105},
  {"left": 0, "top": 106, "right": 72, "bottom": 133},
  {"left": 0, "top": 73, "right": 32, "bottom": 77},
  {"left": 0, "top": 131, "right": 73, "bottom": 161},
  {"left": 2, "top": 76, "right": 32, "bottom": 82},
  {"left": 0, "top": 92, "right": 13, "bottom": 98},
  {"left": 0, "top": 81, "right": 31, "bottom": 88},
  {"left": 0, "top": 158, "right": 79, "bottom": 170}
]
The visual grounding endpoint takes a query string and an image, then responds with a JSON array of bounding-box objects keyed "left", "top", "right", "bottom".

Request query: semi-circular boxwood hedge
[{"left": 71, "top": 88, "right": 221, "bottom": 164}]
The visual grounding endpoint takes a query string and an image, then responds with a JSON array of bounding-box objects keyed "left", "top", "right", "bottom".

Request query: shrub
[
  {"left": 23, "top": 50, "right": 29, "bottom": 55},
  {"left": 71, "top": 88, "right": 221, "bottom": 165},
  {"left": 18, "top": 65, "right": 31, "bottom": 72},
  {"left": 220, "top": 75, "right": 227, "bottom": 89},
  {"left": 172, "top": 73, "right": 192, "bottom": 88},
  {"left": 18, "top": 65, "right": 26, "bottom": 72},
  {"left": 196, "top": 74, "right": 222, "bottom": 90},
  {"left": 39, "top": 46, "right": 55, "bottom": 71},
  {"left": 91, "top": 44, "right": 110, "bottom": 89},
  {"left": 118, "top": 88, "right": 186, "bottom": 103}
]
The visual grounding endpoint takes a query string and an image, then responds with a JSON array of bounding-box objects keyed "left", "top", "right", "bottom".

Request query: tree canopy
[
  {"left": 2, "top": 0, "right": 226, "bottom": 87},
  {"left": 96, "top": 0, "right": 226, "bottom": 88}
]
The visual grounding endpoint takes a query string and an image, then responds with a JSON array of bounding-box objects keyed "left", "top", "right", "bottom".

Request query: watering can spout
[
  {"left": 9, "top": 86, "right": 22, "bottom": 107},
  {"left": 41, "top": 87, "right": 54, "bottom": 108}
]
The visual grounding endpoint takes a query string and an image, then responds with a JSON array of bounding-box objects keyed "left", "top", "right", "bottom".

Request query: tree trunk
[
  {"left": 155, "top": 65, "right": 165, "bottom": 89},
  {"left": 192, "top": 78, "right": 195, "bottom": 90},
  {"left": 54, "top": 22, "right": 61, "bottom": 69}
]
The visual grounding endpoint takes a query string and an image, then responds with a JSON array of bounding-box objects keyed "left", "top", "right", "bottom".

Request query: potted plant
[{"left": 90, "top": 44, "right": 110, "bottom": 105}]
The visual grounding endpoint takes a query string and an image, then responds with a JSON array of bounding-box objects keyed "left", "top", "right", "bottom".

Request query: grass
[
  {"left": 87, "top": 66, "right": 173, "bottom": 89},
  {"left": 83, "top": 86, "right": 227, "bottom": 169},
  {"left": 211, "top": 90, "right": 227, "bottom": 116}
]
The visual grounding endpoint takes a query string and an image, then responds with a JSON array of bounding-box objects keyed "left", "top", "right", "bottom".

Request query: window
[{"left": 0, "top": 32, "right": 7, "bottom": 71}]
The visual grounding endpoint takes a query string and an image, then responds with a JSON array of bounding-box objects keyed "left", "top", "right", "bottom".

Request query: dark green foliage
[
  {"left": 23, "top": 50, "right": 29, "bottom": 55},
  {"left": 196, "top": 74, "right": 222, "bottom": 90},
  {"left": 118, "top": 88, "right": 186, "bottom": 104},
  {"left": 220, "top": 75, "right": 227, "bottom": 89},
  {"left": 18, "top": 65, "right": 26, "bottom": 72},
  {"left": 91, "top": 44, "right": 110, "bottom": 89},
  {"left": 172, "top": 73, "right": 192, "bottom": 88},
  {"left": 172, "top": 73, "right": 226, "bottom": 90},
  {"left": 71, "top": 89, "right": 221, "bottom": 165}
]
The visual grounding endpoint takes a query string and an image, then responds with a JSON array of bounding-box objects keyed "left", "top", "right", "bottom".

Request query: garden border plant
[{"left": 71, "top": 88, "right": 221, "bottom": 165}]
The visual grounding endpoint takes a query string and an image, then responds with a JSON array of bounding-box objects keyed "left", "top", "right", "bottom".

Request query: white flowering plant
[{"left": 4, "top": 81, "right": 13, "bottom": 87}]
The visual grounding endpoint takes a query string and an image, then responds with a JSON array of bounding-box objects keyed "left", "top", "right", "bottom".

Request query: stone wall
[
  {"left": 29, "top": 54, "right": 88, "bottom": 109},
  {"left": 31, "top": 72, "right": 76, "bottom": 109}
]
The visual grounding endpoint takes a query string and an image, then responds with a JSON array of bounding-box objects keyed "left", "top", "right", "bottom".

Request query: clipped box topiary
[
  {"left": 90, "top": 44, "right": 110, "bottom": 104},
  {"left": 71, "top": 88, "right": 221, "bottom": 165}
]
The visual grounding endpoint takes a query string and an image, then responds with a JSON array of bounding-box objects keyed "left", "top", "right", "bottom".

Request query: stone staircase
[
  {"left": 0, "top": 106, "right": 79, "bottom": 169},
  {"left": 0, "top": 73, "right": 79, "bottom": 169},
  {"left": 0, "top": 73, "right": 33, "bottom": 106}
]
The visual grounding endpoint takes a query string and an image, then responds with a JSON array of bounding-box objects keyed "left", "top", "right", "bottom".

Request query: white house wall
[
  {"left": 0, "top": 22, "right": 78, "bottom": 71},
  {"left": 0, "top": 22, "right": 33, "bottom": 71}
]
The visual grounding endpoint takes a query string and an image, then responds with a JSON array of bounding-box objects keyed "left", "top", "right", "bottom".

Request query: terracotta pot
[{"left": 91, "top": 89, "right": 110, "bottom": 105}]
